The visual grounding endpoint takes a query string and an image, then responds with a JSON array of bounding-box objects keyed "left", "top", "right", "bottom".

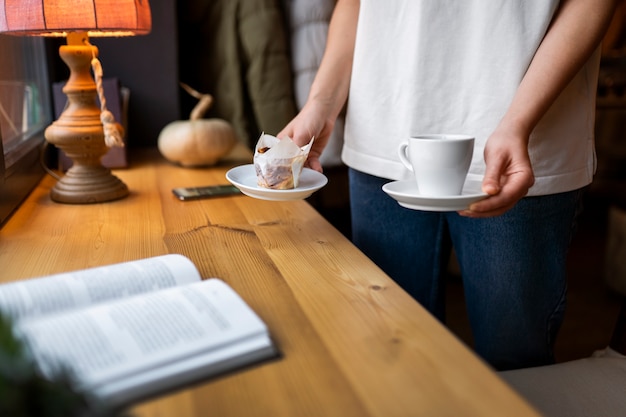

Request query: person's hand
[
  {"left": 459, "top": 127, "right": 535, "bottom": 218},
  {"left": 278, "top": 100, "right": 336, "bottom": 173}
]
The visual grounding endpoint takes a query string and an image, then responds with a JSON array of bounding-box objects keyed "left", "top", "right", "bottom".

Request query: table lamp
[{"left": 0, "top": 0, "right": 151, "bottom": 203}]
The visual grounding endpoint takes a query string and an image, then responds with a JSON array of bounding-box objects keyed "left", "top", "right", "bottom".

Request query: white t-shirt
[{"left": 341, "top": 0, "right": 600, "bottom": 196}]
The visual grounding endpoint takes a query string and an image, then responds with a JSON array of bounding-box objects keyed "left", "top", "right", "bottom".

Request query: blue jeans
[{"left": 349, "top": 168, "right": 584, "bottom": 370}]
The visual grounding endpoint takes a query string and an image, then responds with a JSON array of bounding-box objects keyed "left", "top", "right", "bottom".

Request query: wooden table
[{"left": 0, "top": 147, "right": 540, "bottom": 417}]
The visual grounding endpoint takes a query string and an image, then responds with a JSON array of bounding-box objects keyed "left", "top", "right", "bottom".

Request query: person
[{"left": 278, "top": 0, "right": 619, "bottom": 371}]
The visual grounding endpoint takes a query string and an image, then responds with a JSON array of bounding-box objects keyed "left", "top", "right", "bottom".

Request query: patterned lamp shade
[{"left": 0, "top": 0, "right": 151, "bottom": 37}]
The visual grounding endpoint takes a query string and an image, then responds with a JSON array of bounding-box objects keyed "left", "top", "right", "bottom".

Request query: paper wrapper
[{"left": 254, "top": 133, "right": 314, "bottom": 189}]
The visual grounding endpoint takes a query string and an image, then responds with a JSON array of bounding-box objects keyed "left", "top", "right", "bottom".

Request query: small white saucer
[
  {"left": 226, "top": 164, "right": 328, "bottom": 201},
  {"left": 382, "top": 180, "right": 488, "bottom": 211}
]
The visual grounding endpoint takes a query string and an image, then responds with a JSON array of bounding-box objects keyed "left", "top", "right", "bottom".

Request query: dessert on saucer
[{"left": 253, "top": 133, "right": 313, "bottom": 190}]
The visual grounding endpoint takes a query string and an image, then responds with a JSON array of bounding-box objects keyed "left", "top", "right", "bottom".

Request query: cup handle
[{"left": 398, "top": 142, "right": 414, "bottom": 172}]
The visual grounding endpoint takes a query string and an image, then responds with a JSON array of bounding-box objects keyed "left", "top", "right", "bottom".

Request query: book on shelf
[{"left": 0, "top": 254, "right": 278, "bottom": 408}]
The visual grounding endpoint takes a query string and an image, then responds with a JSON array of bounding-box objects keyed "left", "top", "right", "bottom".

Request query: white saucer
[
  {"left": 226, "top": 164, "right": 328, "bottom": 201},
  {"left": 382, "top": 180, "right": 488, "bottom": 211}
]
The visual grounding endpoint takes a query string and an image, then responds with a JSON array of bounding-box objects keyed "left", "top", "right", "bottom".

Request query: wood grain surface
[{"left": 0, "top": 147, "right": 540, "bottom": 417}]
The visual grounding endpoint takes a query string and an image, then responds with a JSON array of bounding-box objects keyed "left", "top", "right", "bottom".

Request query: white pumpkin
[{"left": 158, "top": 83, "right": 237, "bottom": 167}]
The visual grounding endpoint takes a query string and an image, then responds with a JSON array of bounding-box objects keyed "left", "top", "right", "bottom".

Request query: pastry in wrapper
[{"left": 254, "top": 133, "right": 314, "bottom": 189}]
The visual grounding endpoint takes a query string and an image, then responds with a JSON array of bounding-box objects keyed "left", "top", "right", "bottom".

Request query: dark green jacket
[{"left": 179, "top": 0, "right": 297, "bottom": 148}]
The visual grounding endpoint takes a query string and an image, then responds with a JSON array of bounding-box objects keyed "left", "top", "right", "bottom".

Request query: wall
[{"left": 97, "top": 0, "right": 180, "bottom": 147}]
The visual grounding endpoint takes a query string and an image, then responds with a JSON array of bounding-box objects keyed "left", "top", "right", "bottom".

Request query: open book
[{"left": 0, "top": 254, "right": 278, "bottom": 407}]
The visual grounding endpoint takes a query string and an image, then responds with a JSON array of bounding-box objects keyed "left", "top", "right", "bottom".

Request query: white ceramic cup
[{"left": 398, "top": 134, "right": 474, "bottom": 196}]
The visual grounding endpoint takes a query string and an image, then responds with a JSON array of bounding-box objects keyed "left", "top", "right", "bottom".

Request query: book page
[
  {"left": 15, "top": 278, "right": 276, "bottom": 404},
  {"left": 103, "top": 333, "right": 277, "bottom": 407},
  {"left": 0, "top": 254, "right": 201, "bottom": 320}
]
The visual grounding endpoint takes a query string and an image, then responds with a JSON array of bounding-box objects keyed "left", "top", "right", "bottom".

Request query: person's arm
[
  {"left": 278, "top": 0, "right": 360, "bottom": 172},
  {"left": 602, "top": 0, "right": 626, "bottom": 54},
  {"left": 464, "top": 0, "right": 619, "bottom": 218}
]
